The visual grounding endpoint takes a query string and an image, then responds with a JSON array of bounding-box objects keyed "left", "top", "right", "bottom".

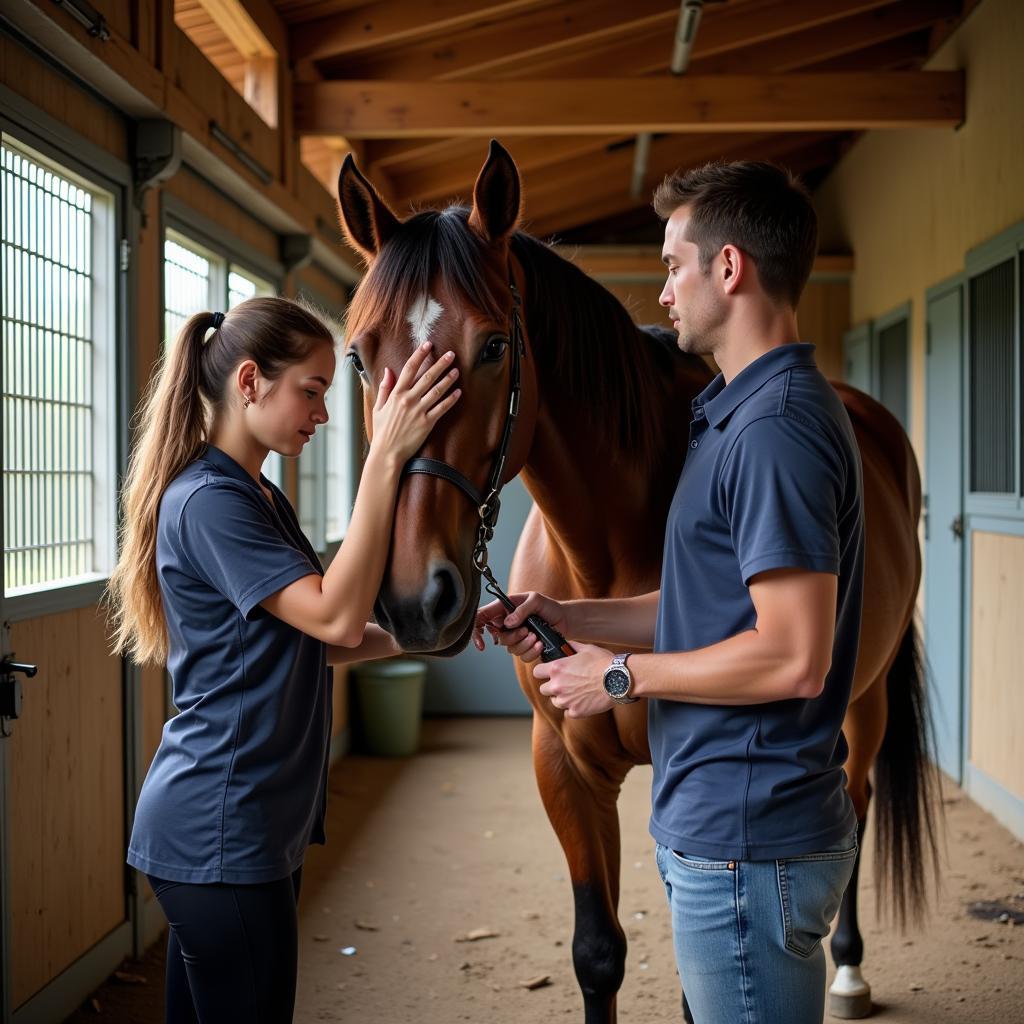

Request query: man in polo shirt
[{"left": 476, "top": 161, "right": 864, "bottom": 1023}]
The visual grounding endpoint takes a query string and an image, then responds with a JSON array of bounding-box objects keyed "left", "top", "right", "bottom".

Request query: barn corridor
[{"left": 67, "top": 717, "right": 1024, "bottom": 1023}]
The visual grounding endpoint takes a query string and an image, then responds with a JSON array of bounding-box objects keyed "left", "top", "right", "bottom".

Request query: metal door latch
[
  {"left": 1, "top": 656, "right": 37, "bottom": 738},
  {"left": 951, "top": 515, "right": 964, "bottom": 540}
]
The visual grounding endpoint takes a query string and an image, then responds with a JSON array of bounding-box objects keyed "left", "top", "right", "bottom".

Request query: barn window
[
  {"left": 162, "top": 231, "right": 282, "bottom": 486},
  {"left": 294, "top": 290, "right": 357, "bottom": 553},
  {"left": 2, "top": 137, "right": 117, "bottom": 595},
  {"left": 968, "top": 258, "right": 1015, "bottom": 495}
]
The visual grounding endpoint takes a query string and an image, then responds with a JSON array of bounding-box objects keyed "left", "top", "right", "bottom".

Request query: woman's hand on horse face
[
  {"left": 472, "top": 592, "right": 572, "bottom": 661},
  {"left": 370, "top": 343, "right": 461, "bottom": 467},
  {"left": 534, "top": 643, "right": 615, "bottom": 718}
]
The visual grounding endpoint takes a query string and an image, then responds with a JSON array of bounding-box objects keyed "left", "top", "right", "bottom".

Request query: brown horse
[{"left": 336, "top": 141, "right": 940, "bottom": 1023}]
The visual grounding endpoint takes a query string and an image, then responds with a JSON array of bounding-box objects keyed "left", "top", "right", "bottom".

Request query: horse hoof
[{"left": 829, "top": 966, "right": 872, "bottom": 1019}]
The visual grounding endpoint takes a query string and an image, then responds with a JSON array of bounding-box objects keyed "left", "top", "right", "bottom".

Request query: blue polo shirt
[
  {"left": 127, "top": 444, "right": 333, "bottom": 884},
  {"left": 650, "top": 343, "right": 863, "bottom": 860}
]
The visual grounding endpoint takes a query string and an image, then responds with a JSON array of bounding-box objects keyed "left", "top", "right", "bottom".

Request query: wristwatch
[{"left": 603, "top": 653, "right": 638, "bottom": 705}]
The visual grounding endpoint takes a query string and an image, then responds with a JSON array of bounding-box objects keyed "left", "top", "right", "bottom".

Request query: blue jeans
[{"left": 655, "top": 832, "right": 857, "bottom": 1024}]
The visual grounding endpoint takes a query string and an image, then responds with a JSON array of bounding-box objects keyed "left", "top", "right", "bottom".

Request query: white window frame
[
  {"left": 2, "top": 130, "right": 121, "bottom": 614},
  {"left": 293, "top": 284, "right": 358, "bottom": 553},
  {"left": 161, "top": 204, "right": 283, "bottom": 486}
]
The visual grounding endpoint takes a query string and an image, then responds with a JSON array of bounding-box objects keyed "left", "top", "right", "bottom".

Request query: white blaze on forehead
[{"left": 406, "top": 294, "right": 444, "bottom": 347}]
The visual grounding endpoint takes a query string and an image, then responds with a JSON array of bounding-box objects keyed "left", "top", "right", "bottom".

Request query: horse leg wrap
[{"left": 829, "top": 817, "right": 872, "bottom": 1019}]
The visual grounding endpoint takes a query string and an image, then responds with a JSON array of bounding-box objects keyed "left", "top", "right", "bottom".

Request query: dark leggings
[{"left": 148, "top": 868, "right": 303, "bottom": 1024}]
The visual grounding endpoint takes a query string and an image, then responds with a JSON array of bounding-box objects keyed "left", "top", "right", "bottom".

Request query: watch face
[{"left": 605, "top": 669, "right": 630, "bottom": 698}]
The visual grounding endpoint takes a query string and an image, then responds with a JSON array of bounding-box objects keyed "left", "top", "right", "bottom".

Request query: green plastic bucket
[{"left": 353, "top": 659, "right": 427, "bottom": 757}]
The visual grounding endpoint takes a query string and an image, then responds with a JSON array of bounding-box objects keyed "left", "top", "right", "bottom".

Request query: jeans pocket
[
  {"left": 669, "top": 850, "right": 735, "bottom": 871},
  {"left": 776, "top": 846, "right": 857, "bottom": 958}
]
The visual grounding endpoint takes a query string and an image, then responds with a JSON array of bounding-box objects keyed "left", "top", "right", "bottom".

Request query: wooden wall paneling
[
  {"left": 7, "top": 617, "right": 47, "bottom": 1007},
  {"left": 40, "top": 610, "right": 83, "bottom": 985},
  {"left": 0, "top": 34, "right": 129, "bottom": 162},
  {"left": 969, "top": 531, "right": 1024, "bottom": 798},
  {"left": 76, "top": 605, "right": 126, "bottom": 949},
  {"left": 798, "top": 278, "right": 852, "bottom": 380},
  {"left": 163, "top": 168, "right": 281, "bottom": 262},
  {"left": 172, "top": 29, "right": 280, "bottom": 181}
]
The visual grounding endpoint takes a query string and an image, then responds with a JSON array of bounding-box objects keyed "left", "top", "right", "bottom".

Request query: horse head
[{"left": 337, "top": 141, "right": 539, "bottom": 655}]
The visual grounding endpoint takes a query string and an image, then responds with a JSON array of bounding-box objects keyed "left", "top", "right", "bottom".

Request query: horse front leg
[{"left": 533, "top": 714, "right": 628, "bottom": 1024}]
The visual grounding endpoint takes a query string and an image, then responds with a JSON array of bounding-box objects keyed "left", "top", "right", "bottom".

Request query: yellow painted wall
[{"left": 813, "top": 0, "right": 1024, "bottom": 459}]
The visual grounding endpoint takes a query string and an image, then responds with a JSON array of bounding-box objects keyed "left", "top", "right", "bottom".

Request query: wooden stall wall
[
  {"left": 968, "top": 533, "right": 1024, "bottom": 802},
  {"left": 6, "top": 611, "right": 125, "bottom": 1008}
]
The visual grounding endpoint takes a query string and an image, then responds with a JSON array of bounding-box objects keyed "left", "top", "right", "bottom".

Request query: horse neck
[{"left": 519, "top": 331, "right": 700, "bottom": 596}]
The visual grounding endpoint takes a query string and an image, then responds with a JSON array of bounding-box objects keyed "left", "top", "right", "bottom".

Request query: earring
[{"left": 243, "top": 396, "right": 251, "bottom": 409}]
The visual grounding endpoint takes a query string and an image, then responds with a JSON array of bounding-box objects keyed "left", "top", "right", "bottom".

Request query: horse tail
[{"left": 873, "top": 618, "right": 943, "bottom": 929}]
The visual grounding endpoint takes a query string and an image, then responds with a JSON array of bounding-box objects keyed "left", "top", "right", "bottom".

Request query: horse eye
[
  {"left": 347, "top": 350, "right": 367, "bottom": 378},
  {"left": 481, "top": 335, "right": 508, "bottom": 363}
]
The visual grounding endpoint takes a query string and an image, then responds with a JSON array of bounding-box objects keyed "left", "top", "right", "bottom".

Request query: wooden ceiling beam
[
  {"left": 294, "top": 72, "right": 964, "bottom": 138},
  {"left": 196, "top": 0, "right": 286, "bottom": 58},
  {"left": 290, "top": 0, "right": 547, "bottom": 63}
]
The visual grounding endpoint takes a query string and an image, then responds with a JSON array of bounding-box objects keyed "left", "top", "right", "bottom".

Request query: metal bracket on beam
[
  {"left": 132, "top": 119, "right": 181, "bottom": 222},
  {"left": 280, "top": 233, "right": 313, "bottom": 273}
]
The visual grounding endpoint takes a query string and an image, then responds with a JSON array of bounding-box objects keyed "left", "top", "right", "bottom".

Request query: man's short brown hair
[{"left": 653, "top": 161, "right": 818, "bottom": 308}]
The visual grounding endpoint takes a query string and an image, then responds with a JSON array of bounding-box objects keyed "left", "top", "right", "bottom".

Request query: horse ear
[
  {"left": 337, "top": 153, "right": 400, "bottom": 261},
  {"left": 468, "top": 139, "right": 522, "bottom": 244}
]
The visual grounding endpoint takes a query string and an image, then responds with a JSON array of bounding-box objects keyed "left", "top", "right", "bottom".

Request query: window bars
[{"left": 2, "top": 141, "right": 103, "bottom": 593}]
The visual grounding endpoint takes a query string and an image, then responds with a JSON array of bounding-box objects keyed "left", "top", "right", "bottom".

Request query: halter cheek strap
[{"left": 402, "top": 281, "right": 526, "bottom": 578}]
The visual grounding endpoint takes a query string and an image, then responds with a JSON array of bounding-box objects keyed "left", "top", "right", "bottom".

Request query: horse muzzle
[{"left": 374, "top": 558, "right": 476, "bottom": 655}]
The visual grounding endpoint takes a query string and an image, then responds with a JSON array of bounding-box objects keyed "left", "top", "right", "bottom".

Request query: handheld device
[{"left": 483, "top": 577, "right": 575, "bottom": 662}]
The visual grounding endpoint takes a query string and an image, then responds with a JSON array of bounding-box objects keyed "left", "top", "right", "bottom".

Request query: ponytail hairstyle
[{"left": 107, "top": 296, "right": 335, "bottom": 665}]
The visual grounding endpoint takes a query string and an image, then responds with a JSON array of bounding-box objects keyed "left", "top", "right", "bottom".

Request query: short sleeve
[
  {"left": 719, "top": 414, "right": 843, "bottom": 585},
  {"left": 177, "top": 482, "right": 318, "bottom": 619}
]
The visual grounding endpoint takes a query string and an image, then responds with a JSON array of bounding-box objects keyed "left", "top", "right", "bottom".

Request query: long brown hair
[{"left": 107, "top": 297, "right": 335, "bottom": 665}]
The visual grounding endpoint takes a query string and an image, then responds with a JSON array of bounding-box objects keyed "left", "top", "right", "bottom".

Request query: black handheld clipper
[{"left": 483, "top": 578, "right": 575, "bottom": 662}]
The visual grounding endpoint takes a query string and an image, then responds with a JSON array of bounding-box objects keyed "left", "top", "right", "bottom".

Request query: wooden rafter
[
  {"left": 197, "top": 0, "right": 285, "bottom": 57},
  {"left": 294, "top": 72, "right": 964, "bottom": 138},
  {"left": 334, "top": 0, "right": 680, "bottom": 81},
  {"left": 332, "top": 0, "right": 898, "bottom": 83},
  {"left": 290, "top": 0, "right": 548, "bottom": 62},
  {"left": 694, "top": 0, "right": 961, "bottom": 74},
  {"left": 526, "top": 135, "right": 849, "bottom": 238}
]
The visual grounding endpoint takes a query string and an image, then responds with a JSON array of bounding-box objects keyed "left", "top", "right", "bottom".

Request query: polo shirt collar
[
  {"left": 202, "top": 443, "right": 264, "bottom": 488},
  {"left": 697, "top": 343, "right": 817, "bottom": 429}
]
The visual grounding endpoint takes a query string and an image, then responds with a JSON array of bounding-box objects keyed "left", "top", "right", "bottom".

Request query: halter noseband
[{"left": 402, "top": 280, "right": 526, "bottom": 584}]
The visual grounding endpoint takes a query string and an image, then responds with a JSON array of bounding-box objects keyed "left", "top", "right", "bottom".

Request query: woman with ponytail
[{"left": 108, "top": 296, "right": 460, "bottom": 1023}]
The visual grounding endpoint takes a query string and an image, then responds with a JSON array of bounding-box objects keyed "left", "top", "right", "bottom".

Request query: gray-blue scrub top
[
  {"left": 127, "top": 444, "right": 332, "bottom": 884},
  {"left": 650, "top": 343, "right": 864, "bottom": 861}
]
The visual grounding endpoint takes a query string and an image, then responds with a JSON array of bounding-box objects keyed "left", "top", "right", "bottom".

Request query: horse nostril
[{"left": 425, "top": 562, "right": 463, "bottom": 630}]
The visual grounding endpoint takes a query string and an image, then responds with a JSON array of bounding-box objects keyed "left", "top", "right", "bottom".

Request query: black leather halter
[{"left": 402, "top": 281, "right": 525, "bottom": 583}]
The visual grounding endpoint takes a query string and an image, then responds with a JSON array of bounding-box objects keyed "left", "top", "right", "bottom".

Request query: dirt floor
[{"left": 67, "top": 717, "right": 1024, "bottom": 1023}]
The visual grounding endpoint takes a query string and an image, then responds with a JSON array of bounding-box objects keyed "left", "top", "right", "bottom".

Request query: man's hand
[
  {"left": 534, "top": 643, "right": 616, "bottom": 718},
  {"left": 472, "top": 591, "right": 572, "bottom": 662}
]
